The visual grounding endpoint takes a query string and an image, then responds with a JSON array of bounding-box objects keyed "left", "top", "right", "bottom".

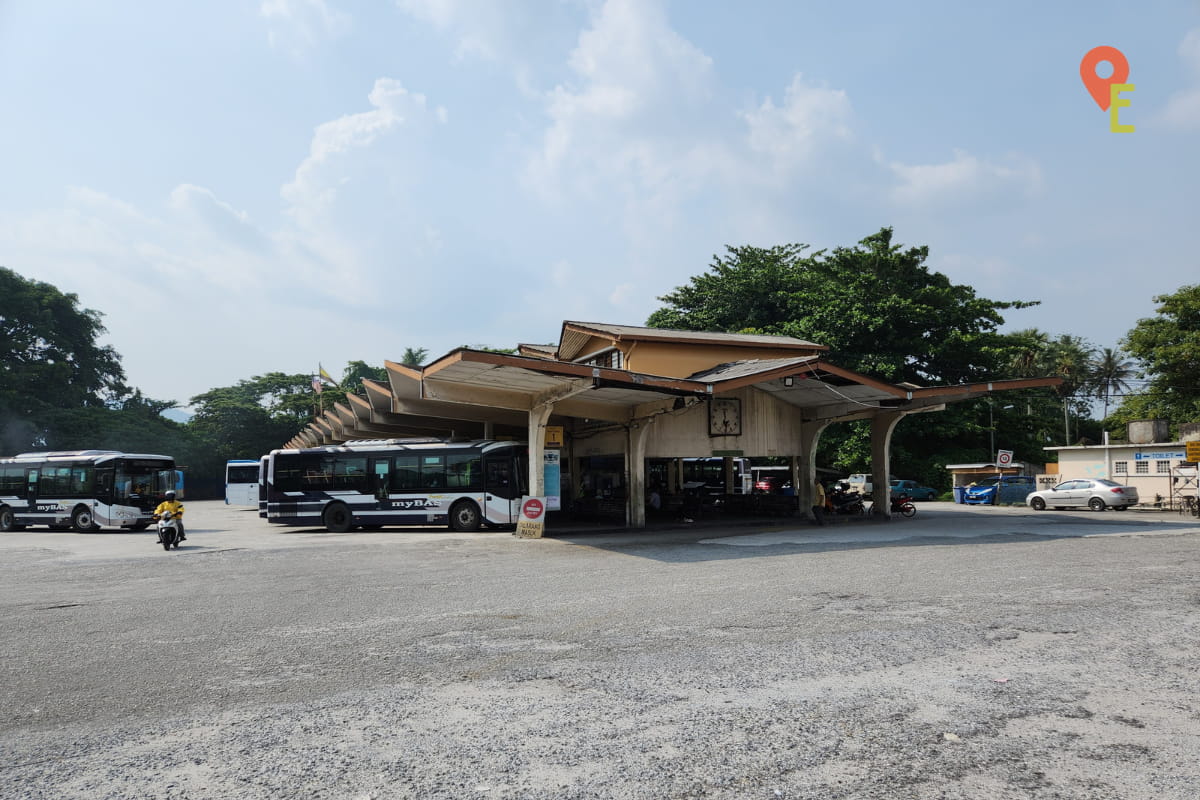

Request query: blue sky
[{"left": 2, "top": 0, "right": 1198, "bottom": 408}]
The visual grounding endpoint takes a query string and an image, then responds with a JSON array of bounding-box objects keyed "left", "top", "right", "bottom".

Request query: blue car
[{"left": 964, "top": 475, "right": 1036, "bottom": 505}]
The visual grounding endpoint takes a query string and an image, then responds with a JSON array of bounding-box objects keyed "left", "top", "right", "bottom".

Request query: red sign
[{"left": 521, "top": 498, "right": 545, "bottom": 520}]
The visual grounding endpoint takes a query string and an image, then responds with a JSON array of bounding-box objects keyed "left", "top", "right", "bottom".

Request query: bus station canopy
[{"left": 286, "top": 347, "right": 1058, "bottom": 448}]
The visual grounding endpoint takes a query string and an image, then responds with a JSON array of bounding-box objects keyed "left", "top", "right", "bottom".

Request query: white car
[{"left": 1026, "top": 479, "right": 1139, "bottom": 512}]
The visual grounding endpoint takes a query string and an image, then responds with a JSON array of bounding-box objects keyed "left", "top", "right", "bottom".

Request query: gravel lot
[{"left": 2, "top": 501, "right": 1199, "bottom": 799}]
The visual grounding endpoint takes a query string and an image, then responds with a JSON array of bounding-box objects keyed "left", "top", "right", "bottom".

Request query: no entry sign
[
  {"left": 521, "top": 498, "right": 545, "bottom": 520},
  {"left": 515, "top": 496, "right": 547, "bottom": 538}
]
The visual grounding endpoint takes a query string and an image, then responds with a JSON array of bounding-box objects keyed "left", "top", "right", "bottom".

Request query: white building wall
[{"left": 1051, "top": 443, "right": 1195, "bottom": 505}]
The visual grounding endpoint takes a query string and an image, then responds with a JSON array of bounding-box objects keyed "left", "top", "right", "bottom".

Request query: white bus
[
  {"left": 0, "top": 450, "right": 176, "bottom": 532},
  {"left": 225, "top": 459, "right": 260, "bottom": 506},
  {"left": 262, "top": 439, "right": 528, "bottom": 532}
]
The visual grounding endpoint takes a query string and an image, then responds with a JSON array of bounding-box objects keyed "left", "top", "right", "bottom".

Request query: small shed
[{"left": 946, "top": 462, "right": 1036, "bottom": 488}]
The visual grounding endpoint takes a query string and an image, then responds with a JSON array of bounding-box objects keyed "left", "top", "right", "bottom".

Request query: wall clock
[{"left": 708, "top": 397, "right": 742, "bottom": 437}]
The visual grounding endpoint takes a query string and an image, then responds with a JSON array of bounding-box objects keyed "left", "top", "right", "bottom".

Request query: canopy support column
[
  {"left": 870, "top": 410, "right": 906, "bottom": 518},
  {"left": 626, "top": 420, "right": 653, "bottom": 529},
  {"left": 799, "top": 420, "right": 831, "bottom": 521}
]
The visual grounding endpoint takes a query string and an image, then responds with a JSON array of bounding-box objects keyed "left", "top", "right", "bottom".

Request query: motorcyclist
[{"left": 153, "top": 491, "right": 186, "bottom": 542}]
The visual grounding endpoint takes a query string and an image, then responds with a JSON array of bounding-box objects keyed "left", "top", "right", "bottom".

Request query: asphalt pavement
[{"left": 2, "top": 501, "right": 1198, "bottom": 799}]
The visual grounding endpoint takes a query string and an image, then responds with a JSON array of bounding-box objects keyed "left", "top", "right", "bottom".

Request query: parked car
[
  {"left": 753, "top": 475, "right": 791, "bottom": 493},
  {"left": 964, "top": 475, "right": 1036, "bottom": 505},
  {"left": 1026, "top": 479, "right": 1139, "bottom": 511},
  {"left": 889, "top": 479, "right": 937, "bottom": 501}
]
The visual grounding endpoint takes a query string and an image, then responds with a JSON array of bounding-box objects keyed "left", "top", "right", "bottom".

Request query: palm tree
[
  {"left": 1007, "top": 328, "right": 1051, "bottom": 378},
  {"left": 1092, "top": 347, "right": 1137, "bottom": 422},
  {"left": 1046, "top": 334, "right": 1096, "bottom": 444},
  {"left": 400, "top": 347, "right": 429, "bottom": 368}
]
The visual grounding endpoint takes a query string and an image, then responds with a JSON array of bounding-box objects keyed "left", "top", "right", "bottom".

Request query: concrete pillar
[
  {"left": 483, "top": 421, "right": 494, "bottom": 439},
  {"left": 527, "top": 404, "right": 554, "bottom": 498},
  {"left": 870, "top": 410, "right": 906, "bottom": 518},
  {"left": 626, "top": 421, "right": 653, "bottom": 529},
  {"left": 799, "top": 420, "right": 830, "bottom": 519},
  {"left": 789, "top": 455, "right": 800, "bottom": 514}
]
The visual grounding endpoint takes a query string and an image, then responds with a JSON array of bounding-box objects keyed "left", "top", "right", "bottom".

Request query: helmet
[{"left": 165, "top": 491, "right": 176, "bottom": 500}]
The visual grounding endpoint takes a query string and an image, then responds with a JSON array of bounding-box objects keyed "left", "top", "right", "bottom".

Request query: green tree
[
  {"left": 647, "top": 229, "right": 1050, "bottom": 486},
  {"left": 1117, "top": 284, "right": 1200, "bottom": 427},
  {"left": 650, "top": 229, "right": 1037, "bottom": 384},
  {"left": 188, "top": 373, "right": 314, "bottom": 463},
  {"left": 1, "top": 267, "right": 129, "bottom": 450},
  {"left": 400, "top": 347, "right": 429, "bottom": 367},
  {"left": 1091, "top": 346, "right": 1136, "bottom": 423}
]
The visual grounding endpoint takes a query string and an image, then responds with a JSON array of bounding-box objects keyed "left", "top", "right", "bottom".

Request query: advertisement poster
[{"left": 544, "top": 451, "right": 561, "bottom": 511}]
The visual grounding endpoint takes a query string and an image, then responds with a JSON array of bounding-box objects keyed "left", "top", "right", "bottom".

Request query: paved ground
[{"left": 2, "top": 501, "right": 1198, "bottom": 799}]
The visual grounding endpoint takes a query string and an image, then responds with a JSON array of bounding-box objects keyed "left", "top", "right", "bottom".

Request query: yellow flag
[{"left": 319, "top": 364, "right": 337, "bottom": 386}]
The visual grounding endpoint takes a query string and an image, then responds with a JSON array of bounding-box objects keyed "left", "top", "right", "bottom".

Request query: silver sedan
[{"left": 1026, "top": 478, "right": 1139, "bottom": 511}]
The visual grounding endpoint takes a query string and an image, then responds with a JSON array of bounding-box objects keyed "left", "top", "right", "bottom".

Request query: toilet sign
[
  {"left": 515, "top": 496, "right": 547, "bottom": 539},
  {"left": 996, "top": 450, "right": 1013, "bottom": 467}
]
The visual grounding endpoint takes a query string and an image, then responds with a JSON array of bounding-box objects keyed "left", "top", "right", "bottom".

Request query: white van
[{"left": 845, "top": 474, "right": 872, "bottom": 495}]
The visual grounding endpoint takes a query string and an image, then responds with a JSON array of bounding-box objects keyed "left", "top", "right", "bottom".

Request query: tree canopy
[
  {"left": 1, "top": 267, "right": 128, "bottom": 451},
  {"left": 1112, "top": 283, "right": 1200, "bottom": 430},
  {"left": 647, "top": 229, "right": 1056, "bottom": 486},
  {"left": 650, "top": 229, "right": 1038, "bottom": 384}
]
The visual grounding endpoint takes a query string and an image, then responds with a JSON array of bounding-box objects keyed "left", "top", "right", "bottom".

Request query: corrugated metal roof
[
  {"left": 687, "top": 356, "right": 821, "bottom": 381},
  {"left": 558, "top": 321, "right": 825, "bottom": 360}
]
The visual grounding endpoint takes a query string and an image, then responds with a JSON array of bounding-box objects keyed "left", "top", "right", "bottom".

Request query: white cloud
[
  {"left": 741, "top": 73, "right": 853, "bottom": 171},
  {"left": 1159, "top": 28, "right": 1200, "bottom": 130},
  {"left": 261, "top": 0, "right": 350, "bottom": 52},
  {"left": 524, "top": 0, "right": 725, "bottom": 229},
  {"left": 282, "top": 78, "right": 444, "bottom": 217},
  {"left": 886, "top": 149, "right": 1042, "bottom": 208},
  {"left": 1179, "top": 28, "right": 1200, "bottom": 76}
]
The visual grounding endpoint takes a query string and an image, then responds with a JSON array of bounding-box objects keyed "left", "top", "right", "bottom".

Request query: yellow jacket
[{"left": 154, "top": 500, "right": 185, "bottom": 518}]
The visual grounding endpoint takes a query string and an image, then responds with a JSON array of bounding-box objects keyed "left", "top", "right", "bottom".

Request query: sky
[{"left": 2, "top": 0, "right": 1198, "bottom": 409}]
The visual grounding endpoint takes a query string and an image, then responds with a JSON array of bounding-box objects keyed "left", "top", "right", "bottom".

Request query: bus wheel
[
  {"left": 72, "top": 506, "right": 99, "bottom": 532},
  {"left": 322, "top": 503, "right": 353, "bottom": 533},
  {"left": 1, "top": 507, "right": 21, "bottom": 532},
  {"left": 449, "top": 500, "right": 481, "bottom": 532}
]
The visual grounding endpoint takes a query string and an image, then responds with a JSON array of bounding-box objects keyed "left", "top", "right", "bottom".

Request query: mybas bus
[
  {"left": 0, "top": 450, "right": 177, "bottom": 532},
  {"left": 262, "top": 440, "right": 528, "bottom": 532}
]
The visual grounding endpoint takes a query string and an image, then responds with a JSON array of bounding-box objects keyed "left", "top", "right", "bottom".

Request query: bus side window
[{"left": 394, "top": 456, "right": 419, "bottom": 490}]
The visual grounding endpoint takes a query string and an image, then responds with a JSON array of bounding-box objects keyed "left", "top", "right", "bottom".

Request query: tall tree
[
  {"left": 400, "top": 347, "right": 429, "bottom": 367},
  {"left": 647, "top": 229, "right": 1045, "bottom": 485},
  {"left": 188, "top": 373, "right": 314, "bottom": 463},
  {"left": 650, "top": 229, "right": 1036, "bottom": 384},
  {"left": 1118, "top": 284, "right": 1200, "bottom": 427},
  {"left": 1, "top": 267, "right": 128, "bottom": 450},
  {"left": 1091, "top": 347, "right": 1136, "bottom": 422}
]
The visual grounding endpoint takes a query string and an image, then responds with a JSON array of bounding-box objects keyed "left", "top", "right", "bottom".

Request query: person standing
[{"left": 812, "top": 480, "right": 826, "bottom": 526}]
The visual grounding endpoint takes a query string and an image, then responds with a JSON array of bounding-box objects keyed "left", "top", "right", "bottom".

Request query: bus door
[
  {"left": 26, "top": 469, "right": 39, "bottom": 507},
  {"left": 483, "top": 456, "right": 519, "bottom": 524},
  {"left": 370, "top": 457, "right": 391, "bottom": 506}
]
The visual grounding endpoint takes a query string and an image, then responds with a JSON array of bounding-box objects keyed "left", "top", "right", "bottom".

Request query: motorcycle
[
  {"left": 828, "top": 488, "right": 866, "bottom": 515},
  {"left": 155, "top": 509, "right": 182, "bottom": 550},
  {"left": 890, "top": 492, "right": 917, "bottom": 518}
]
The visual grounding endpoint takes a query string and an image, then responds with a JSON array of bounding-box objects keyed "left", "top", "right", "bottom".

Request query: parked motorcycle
[
  {"left": 155, "top": 509, "right": 182, "bottom": 550},
  {"left": 829, "top": 487, "right": 866, "bottom": 515},
  {"left": 890, "top": 492, "right": 917, "bottom": 518}
]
